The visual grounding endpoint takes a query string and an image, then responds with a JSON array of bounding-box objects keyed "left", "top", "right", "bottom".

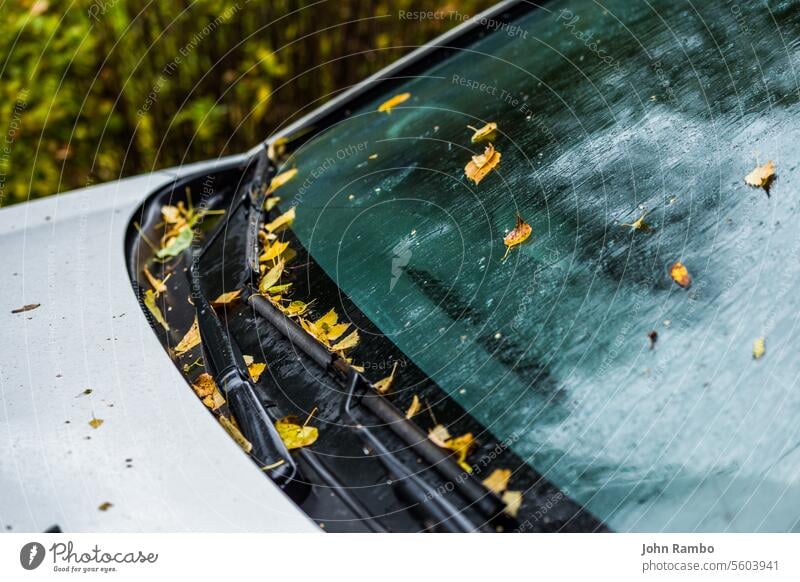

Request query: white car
[{"left": 3, "top": 0, "right": 800, "bottom": 533}]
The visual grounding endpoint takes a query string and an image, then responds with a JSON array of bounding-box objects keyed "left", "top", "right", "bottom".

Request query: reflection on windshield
[{"left": 277, "top": 0, "right": 800, "bottom": 531}]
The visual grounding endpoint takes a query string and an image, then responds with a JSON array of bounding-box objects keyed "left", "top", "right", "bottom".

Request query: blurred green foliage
[{"left": 0, "top": 0, "right": 492, "bottom": 205}]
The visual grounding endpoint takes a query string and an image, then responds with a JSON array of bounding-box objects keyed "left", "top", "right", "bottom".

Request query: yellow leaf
[
  {"left": 502, "top": 490, "right": 523, "bottom": 517},
  {"left": 445, "top": 432, "right": 475, "bottom": 473},
  {"left": 753, "top": 337, "right": 766, "bottom": 360},
  {"left": 331, "top": 329, "right": 359, "bottom": 352},
  {"left": 267, "top": 283, "right": 292, "bottom": 294},
  {"left": 211, "top": 289, "right": 242, "bottom": 306},
  {"left": 161, "top": 205, "right": 182, "bottom": 224},
  {"left": 669, "top": 261, "right": 692, "bottom": 289},
  {"left": 261, "top": 240, "right": 290, "bottom": 262},
  {"left": 265, "top": 196, "right": 281, "bottom": 211},
  {"left": 374, "top": 361, "right": 399, "bottom": 394},
  {"left": 248, "top": 362, "right": 267, "bottom": 382},
  {"left": 265, "top": 207, "right": 296, "bottom": 233},
  {"left": 89, "top": 417, "right": 104, "bottom": 429},
  {"left": 378, "top": 92, "right": 411, "bottom": 113},
  {"left": 143, "top": 289, "right": 169, "bottom": 331},
  {"left": 267, "top": 168, "right": 298, "bottom": 194},
  {"left": 285, "top": 300, "right": 309, "bottom": 317},
  {"left": 325, "top": 322, "right": 350, "bottom": 341},
  {"left": 259, "top": 259, "right": 285, "bottom": 294},
  {"left": 315, "top": 308, "right": 339, "bottom": 328},
  {"left": 192, "top": 373, "right": 225, "bottom": 410},
  {"left": 175, "top": 318, "right": 201, "bottom": 355},
  {"left": 744, "top": 160, "right": 775, "bottom": 189},
  {"left": 502, "top": 213, "right": 532, "bottom": 260},
  {"left": 219, "top": 415, "right": 253, "bottom": 453},
  {"left": 620, "top": 211, "right": 650, "bottom": 232},
  {"left": 465, "top": 143, "right": 501, "bottom": 185},
  {"left": 428, "top": 424, "right": 452, "bottom": 448},
  {"left": 275, "top": 417, "right": 319, "bottom": 450},
  {"left": 482, "top": 468, "right": 512, "bottom": 494},
  {"left": 405, "top": 394, "right": 421, "bottom": 419},
  {"left": 467, "top": 122, "right": 497, "bottom": 143},
  {"left": 143, "top": 265, "right": 168, "bottom": 294}
]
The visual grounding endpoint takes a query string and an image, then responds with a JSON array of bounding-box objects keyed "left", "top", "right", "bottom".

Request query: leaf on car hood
[
  {"left": 89, "top": 416, "right": 104, "bottom": 429},
  {"left": 275, "top": 415, "right": 319, "bottom": 450},
  {"left": 753, "top": 336, "right": 766, "bottom": 360},
  {"left": 267, "top": 168, "right": 298, "bottom": 194},
  {"left": 502, "top": 213, "right": 532, "bottom": 260},
  {"left": 156, "top": 225, "right": 194, "bottom": 259},
  {"left": 374, "top": 361, "right": 399, "bottom": 394},
  {"left": 175, "top": 318, "right": 200, "bottom": 355},
  {"left": 465, "top": 143, "right": 501, "bottom": 185},
  {"left": 482, "top": 468, "right": 512, "bottom": 495},
  {"left": 502, "top": 490, "right": 523, "bottom": 517},
  {"left": 378, "top": 92, "right": 411, "bottom": 113},
  {"left": 265, "top": 207, "right": 296, "bottom": 233},
  {"left": 11, "top": 303, "right": 40, "bottom": 314},
  {"left": 669, "top": 261, "right": 692, "bottom": 288},
  {"left": 744, "top": 160, "right": 775, "bottom": 189},
  {"left": 467, "top": 122, "right": 497, "bottom": 143},
  {"left": 143, "top": 289, "right": 169, "bottom": 331}
]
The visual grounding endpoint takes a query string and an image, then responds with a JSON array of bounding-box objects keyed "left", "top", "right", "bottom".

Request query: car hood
[{"left": 0, "top": 159, "right": 316, "bottom": 532}]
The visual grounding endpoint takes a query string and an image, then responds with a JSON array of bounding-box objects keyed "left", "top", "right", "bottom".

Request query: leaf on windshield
[
  {"left": 143, "top": 265, "right": 169, "bottom": 294},
  {"left": 374, "top": 361, "right": 399, "bottom": 394},
  {"left": 259, "top": 259, "right": 285, "bottom": 294},
  {"left": 502, "top": 213, "right": 532, "bottom": 260},
  {"left": 156, "top": 225, "right": 193, "bottom": 259},
  {"left": 192, "top": 372, "right": 225, "bottom": 410},
  {"left": 744, "top": 160, "right": 775, "bottom": 190},
  {"left": 502, "top": 490, "right": 523, "bottom": 517},
  {"left": 211, "top": 289, "right": 242, "bottom": 306},
  {"left": 219, "top": 415, "right": 253, "bottom": 454},
  {"left": 89, "top": 416, "right": 104, "bottom": 429},
  {"left": 267, "top": 168, "right": 298, "bottom": 194},
  {"left": 669, "top": 261, "right": 692, "bottom": 288},
  {"left": 753, "top": 337, "right": 766, "bottom": 360},
  {"left": 378, "top": 92, "right": 411, "bottom": 113},
  {"left": 482, "top": 468, "right": 512, "bottom": 495},
  {"left": 261, "top": 239, "right": 290, "bottom": 262},
  {"left": 467, "top": 122, "right": 497, "bottom": 143},
  {"left": 331, "top": 329, "right": 359, "bottom": 352},
  {"left": 175, "top": 318, "right": 200, "bottom": 355},
  {"left": 143, "top": 289, "right": 169, "bottom": 331},
  {"left": 465, "top": 143, "right": 501, "bottom": 185},
  {"left": 620, "top": 211, "right": 650, "bottom": 232},
  {"left": 405, "top": 394, "right": 421, "bottom": 419},
  {"left": 265, "top": 207, "right": 296, "bottom": 233},
  {"left": 275, "top": 415, "right": 319, "bottom": 450}
]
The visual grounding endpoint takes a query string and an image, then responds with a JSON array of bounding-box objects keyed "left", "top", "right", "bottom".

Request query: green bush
[{"left": 0, "top": 0, "right": 492, "bottom": 205}]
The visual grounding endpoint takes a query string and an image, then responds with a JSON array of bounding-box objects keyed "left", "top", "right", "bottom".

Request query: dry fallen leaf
[
  {"left": 89, "top": 417, "right": 104, "bottom": 429},
  {"left": 669, "top": 261, "right": 692, "bottom": 288},
  {"left": 265, "top": 207, "right": 296, "bottom": 233},
  {"left": 192, "top": 373, "right": 225, "bottom": 410},
  {"left": 428, "top": 424, "right": 452, "bottom": 447},
  {"left": 175, "top": 318, "right": 200, "bottom": 355},
  {"left": 445, "top": 432, "right": 475, "bottom": 473},
  {"left": 261, "top": 239, "right": 290, "bottom": 263},
  {"left": 467, "top": 122, "right": 498, "bottom": 143},
  {"left": 378, "top": 92, "right": 411, "bottom": 113},
  {"left": 275, "top": 416, "right": 319, "bottom": 450},
  {"left": 143, "top": 265, "right": 169, "bottom": 294},
  {"left": 374, "top": 361, "right": 399, "bottom": 394},
  {"left": 259, "top": 259, "right": 285, "bottom": 294},
  {"left": 143, "top": 289, "right": 169, "bottom": 331},
  {"left": 98, "top": 502, "right": 113, "bottom": 511},
  {"left": 219, "top": 415, "right": 253, "bottom": 453},
  {"left": 284, "top": 300, "right": 309, "bottom": 317},
  {"left": 405, "top": 394, "right": 422, "bottom": 419},
  {"left": 331, "top": 329, "right": 360, "bottom": 352},
  {"left": 211, "top": 289, "right": 242, "bottom": 306},
  {"left": 482, "top": 468, "right": 512, "bottom": 495},
  {"left": 620, "top": 211, "right": 650, "bottom": 232},
  {"left": 265, "top": 196, "right": 281, "bottom": 212},
  {"left": 11, "top": 303, "right": 40, "bottom": 314},
  {"left": 248, "top": 362, "right": 267, "bottom": 382},
  {"left": 267, "top": 168, "right": 298, "bottom": 194},
  {"left": 753, "top": 337, "right": 766, "bottom": 360},
  {"left": 503, "top": 213, "right": 532, "bottom": 260},
  {"left": 465, "top": 143, "right": 501, "bottom": 185},
  {"left": 502, "top": 490, "right": 523, "bottom": 517},
  {"left": 161, "top": 205, "right": 182, "bottom": 224},
  {"left": 744, "top": 160, "right": 775, "bottom": 190}
]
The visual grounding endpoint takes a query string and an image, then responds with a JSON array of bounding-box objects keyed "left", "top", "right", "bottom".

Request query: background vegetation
[{"left": 0, "top": 0, "right": 493, "bottom": 205}]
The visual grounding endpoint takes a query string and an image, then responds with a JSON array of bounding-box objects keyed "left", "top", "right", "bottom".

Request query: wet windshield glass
[{"left": 277, "top": 0, "right": 800, "bottom": 531}]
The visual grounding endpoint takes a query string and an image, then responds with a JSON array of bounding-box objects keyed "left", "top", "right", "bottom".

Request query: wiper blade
[{"left": 244, "top": 145, "right": 271, "bottom": 278}]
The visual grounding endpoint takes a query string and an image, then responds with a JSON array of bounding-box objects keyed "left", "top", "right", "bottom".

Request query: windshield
[{"left": 275, "top": 0, "right": 800, "bottom": 532}]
